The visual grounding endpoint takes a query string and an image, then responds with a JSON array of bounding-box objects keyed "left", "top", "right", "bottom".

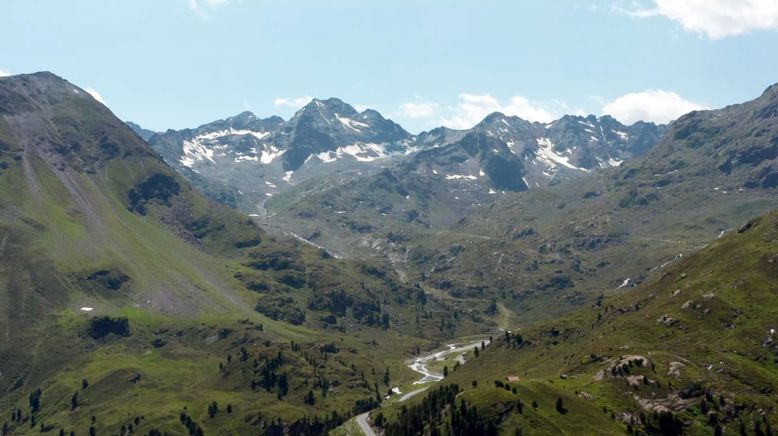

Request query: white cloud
[
  {"left": 441, "top": 94, "right": 557, "bottom": 129},
  {"left": 399, "top": 101, "right": 439, "bottom": 119},
  {"left": 85, "top": 87, "right": 106, "bottom": 104},
  {"left": 186, "top": 0, "right": 229, "bottom": 19},
  {"left": 0, "top": 69, "right": 10, "bottom": 77},
  {"left": 621, "top": 0, "right": 778, "bottom": 39},
  {"left": 602, "top": 89, "right": 705, "bottom": 124},
  {"left": 273, "top": 96, "right": 313, "bottom": 108}
]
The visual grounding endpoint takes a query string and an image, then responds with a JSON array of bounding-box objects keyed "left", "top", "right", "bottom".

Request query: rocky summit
[{"left": 143, "top": 99, "right": 664, "bottom": 214}]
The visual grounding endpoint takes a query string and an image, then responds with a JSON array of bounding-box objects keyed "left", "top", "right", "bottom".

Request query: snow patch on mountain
[
  {"left": 613, "top": 130, "right": 629, "bottom": 140},
  {"left": 535, "top": 137, "right": 588, "bottom": 172},
  {"left": 198, "top": 128, "right": 269, "bottom": 141},
  {"left": 259, "top": 146, "right": 285, "bottom": 164},
  {"left": 335, "top": 114, "right": 369, "bottom": 132},
  {"left": 181, "top": 137, "right": 216, "bottom": 167}
]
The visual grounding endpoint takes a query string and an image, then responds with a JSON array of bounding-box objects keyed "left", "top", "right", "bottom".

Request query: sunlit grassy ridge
[
  {"left": 376, "top": 211, "right": 778, "bottom": 434},
  {"left": 0, "top": 73, "right": 493, "bottom": 435}
]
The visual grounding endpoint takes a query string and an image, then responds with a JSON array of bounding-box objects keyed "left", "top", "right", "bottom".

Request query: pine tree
[
  {"left": 278, "top": 374, "right": 289, "bottom": 397},
  {"left": 29, "top": 389, "right": 42, "bottom": 415},
  {"left": 71, "top": 392, "right": 79, "bottom": 411},
  {"left": 555, "top": 397, "right": 568, "bottom": 414},
  {"left": 207, "top": 401, "right": 218, "bottom": 418}
]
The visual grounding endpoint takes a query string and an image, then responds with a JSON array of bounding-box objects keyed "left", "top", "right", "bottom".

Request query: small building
[{"left": 506, "top": 376, "right": 520, "bottom": 382}]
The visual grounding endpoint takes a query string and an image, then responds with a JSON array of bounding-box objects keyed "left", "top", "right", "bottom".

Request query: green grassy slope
[
  {"left": 267, "top": 83, "right": 778, "bottom": 328},
  {"left": 0, "top": 73, "right": 488, "bottom": 435},
  {"left": 376, "top": 211, "right": 778, "bottom": 435}
]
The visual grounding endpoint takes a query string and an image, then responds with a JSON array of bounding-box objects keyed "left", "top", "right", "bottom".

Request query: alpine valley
[{"left": 1, "top": 70, "right": 776, "bottom": 436}]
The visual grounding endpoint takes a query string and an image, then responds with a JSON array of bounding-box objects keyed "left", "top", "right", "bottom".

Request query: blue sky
[{"left": 2, "top": 0, "right": 778, "bottom": 133}]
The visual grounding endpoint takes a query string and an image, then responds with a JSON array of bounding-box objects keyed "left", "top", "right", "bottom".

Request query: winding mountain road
[
  {"left": 407, "top": 339, "right": 489, "bottom": 385},
  {"left": 356, "top": 412, "right": 377, "bottom": 436},
  {"left": 354, "top": 338, "right": 490, "bottom": 435}
]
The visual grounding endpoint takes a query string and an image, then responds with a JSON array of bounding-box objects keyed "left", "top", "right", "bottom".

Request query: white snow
[
  {"left": 613, "top": 130, "right": 629, "bottom": 140},
  {"left": 535, "top": 137, "right": 589, "bottom": 172},
  {"left": 265, "top": 181, "right": 277, "bottom": 188},
  {"left": 578, "top": 120, "right": 595, "bottom": 128},
  {"left": 80, "top": 307, "right": 93, "bottom": 312},
  {"left": 282, "top": 171, "right": 294, "bottom": 182},
  {"left": 608, "top": 157, "right": 623, "bottom": 167},
  {"left": 315, "top": 151, "right": 338, "bottom": 163},
  {"left": 234, "top": 154, "right": 257, "bottom": 162},
  {"left": 488, "top": 188, "right": 497, "bottom": 194},
  {"left": 180, "top": 129, "right": 272, "bottom": 167},
  {"left": 335, "top": 114, "right": 369, "bottom": 132},
  {"left": 432, "top": 169, "right": 438, "bottom": 175},
  {"left": 617, "top": 278, "right": 631, "bottom": 289},
  {"left": 198, "top": 128, "right": 269, "bottom": 141},
  {"left": 445, "top": 174, "right": 478, "bottom": 180},
  {"left": 501, "top": 119, "right": 510, "bottom": 127},
  {"left": 265, "top": 193, "right": 273, "bottom": 197},
  {"left": 479, "top": 170, "right": 485, "bottom": 177},
  {"left": 314, "top": 143, "right": 391, "bottom": 163},
  {"left": 181, "top": 137, "right": 215, "bottom": 167},
  {"left": 260, "top": 146, "right": 285, "bottom": 164}
]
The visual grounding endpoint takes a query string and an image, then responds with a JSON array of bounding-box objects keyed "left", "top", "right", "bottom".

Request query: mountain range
[
  {"left": 0, "top": 72, "right": 486, "bottom": 435},
  {"left": 1, "top": 71, "right": 776, "bottom": 435},
  {"left": 261, "top": 82, "right": 778, "bottom": 325},
  {"left": 142, "top": 98, "right": 665, "bottom": 213}
]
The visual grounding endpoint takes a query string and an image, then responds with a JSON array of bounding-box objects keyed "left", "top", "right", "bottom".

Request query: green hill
[
  {"left": 375, "top": 210, "right": 778, "bottom": 435},
  {"left": 266, "top": 82, "right": 778, "bottom": 327},
  {"left": 0, "top": 73, "right": 488, "bottom": 435}
]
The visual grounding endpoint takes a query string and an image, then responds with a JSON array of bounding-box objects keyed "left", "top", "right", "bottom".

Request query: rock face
[
  {"left": 632, "top": 83, "right": 778, "bottom": 190},
  {"left": 401, "top": 112, "right": 665, "bottom": 195},
  {"left": 147, "top": 98, "right": 415, "bottom": 211},
  {"left": 148, "top": 98, "right": 665, "bottom": 213},
  {"left": 126, "top": 121, "right": 156, "bottom": 141}
]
